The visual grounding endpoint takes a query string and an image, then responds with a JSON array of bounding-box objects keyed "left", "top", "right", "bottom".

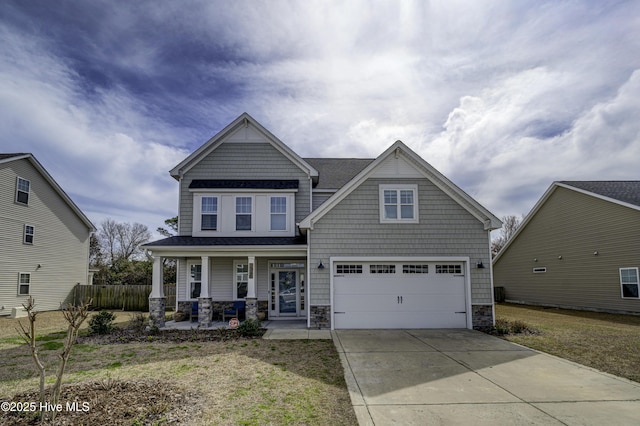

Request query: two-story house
[
  {"left": 0, "top": 153, "right": 95, "bottom": 316},
  {"left": 144, "top": 113, "right": 502, "bottom": 330}
]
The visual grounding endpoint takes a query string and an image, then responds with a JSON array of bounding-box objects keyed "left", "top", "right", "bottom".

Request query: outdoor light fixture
[
  {"left": 593, "top": 251, "right": 599, "bottom": 255},
  {"left": 318, "top": 261, "right": 325, "bottom": 269},
  {"left": 476, "top": 260, "right": 485, "bottom": 269},
  {"left": 558, "top": 255, "right": 563, "bottom": 260}
]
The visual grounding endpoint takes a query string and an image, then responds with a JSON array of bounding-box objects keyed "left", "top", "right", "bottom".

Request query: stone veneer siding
[
  {"left": 310, "top": 306, "right": 331, "bottom": 329},
  {"left": 149, "top": 297, "right": 166, "bottom": 328},
  {"left": 472, "top": 305, "right": 494, "bottom": 331}
]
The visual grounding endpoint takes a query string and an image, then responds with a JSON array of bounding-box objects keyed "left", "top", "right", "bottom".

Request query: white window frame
[
  {"left": 235, "top": 196, "right": 253, "bottom": 231},
  {"left": 16, "top": 177, "right": 30, "bottom": 205},
  {"left": 18, "top": 273, "right": 31, "bottom": 295},
  {"left": 620, "top": 267, "right": 639, "bottom": 299},
  {"left": 24, "top": 224, "right": 34, "bottom": 245},
  {"left": 269, "top": 196, "right": 287, "bottom": 231},
  {"left": 379, "top": 184, "right": 418, "bottom": 223},
  {"left": 200, "top": 196, "right": 218, "bottom": 231},
  {"left": 188, "top": 261, "right": 202, "bottom": 300},
  {"left": 234, "top": 261, "right": 249, "bottom": 300}
]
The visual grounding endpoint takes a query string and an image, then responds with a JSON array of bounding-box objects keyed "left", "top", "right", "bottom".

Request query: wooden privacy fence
[{"left": 73, "top": 284, "right": 176, "bottom": 311}]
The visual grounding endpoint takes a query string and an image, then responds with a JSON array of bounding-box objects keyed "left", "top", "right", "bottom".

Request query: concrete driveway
[{"left": 333, "top": 329, "right": 640, "bottom": 425}]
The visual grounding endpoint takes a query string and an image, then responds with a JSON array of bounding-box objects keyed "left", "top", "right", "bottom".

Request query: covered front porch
[{"left": 146, "top": 239, "right": 309, "bottom": 328}]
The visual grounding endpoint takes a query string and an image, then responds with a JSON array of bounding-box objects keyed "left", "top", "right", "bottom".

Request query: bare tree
[
  {"left": 17, "top": 297, "right": 46, "bottom": 408},
  {"left": 491, "top": 215, "right": 522, "bottom": 257},
  {"left": 99, "top": 219, "right": 151, "bottom": 264}
]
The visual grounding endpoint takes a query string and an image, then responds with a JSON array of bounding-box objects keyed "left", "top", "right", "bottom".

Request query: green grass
[{"left": 495, "top": 303, "right": 640, "bottom": 383}]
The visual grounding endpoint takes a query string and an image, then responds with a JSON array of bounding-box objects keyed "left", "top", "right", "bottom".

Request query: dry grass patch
[
  {"left": 0, "top": 312, "right": 357, "bottom": 425},
  {"left": 495, "top": 304, "right": 640, "bottom": 383}
]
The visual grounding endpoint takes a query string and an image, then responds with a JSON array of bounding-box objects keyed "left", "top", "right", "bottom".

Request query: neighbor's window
[
  {"left": 620, "top": 267, "right": 639, "bottom": 298},
  {"left": 270, "top": 196, "right": 287, "bottom": 231},
  {"left": 24, "top": 225, "right": 34, "bottom": 244},
  {"left": 236, "top": 197, "right": 252, "bottom": 231},
  {"left": 190, "top": 264, "right": 202, "bottom": 299},
  {"left": 18, "top": 273, "right": 30, "bottom": 295},
  {"left": 16, "top": 177, "right": 30, "bottom": 205},
  {"left": 235, "top": 262, "right": 248, "bottom": 299},
  {"left": 379, "top": 185, "right": 418, "bottom": 223},
  {"left": 201, "top": 197, "right": 218, "bottom": 231}
]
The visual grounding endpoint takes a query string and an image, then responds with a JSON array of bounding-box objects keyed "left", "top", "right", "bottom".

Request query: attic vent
[{"left": 533, "top": 267, "right": 547, "bottom": 273}]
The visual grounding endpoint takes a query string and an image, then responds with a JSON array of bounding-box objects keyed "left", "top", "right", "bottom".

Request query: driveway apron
[{"left": 333, "top": 329, "right": 640, "bottom": 425}]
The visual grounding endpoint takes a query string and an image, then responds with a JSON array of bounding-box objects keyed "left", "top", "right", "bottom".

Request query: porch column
[
  {"left": 198, "top": 256, "right": 213, "bottom": 327},
  {"left": 149, "top": 255, "right": 166, "bottom": 328},
  {"left": 245, "top": 255, "right": 258, "bottom": 321}
]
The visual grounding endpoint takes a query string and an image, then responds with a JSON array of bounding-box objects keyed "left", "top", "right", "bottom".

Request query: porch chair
[
  {"left": 222, "top": 301, "right": 245, "bottom": 321},
  {"left": 190, "top": 301, "right": 198, "bottom": 322}
]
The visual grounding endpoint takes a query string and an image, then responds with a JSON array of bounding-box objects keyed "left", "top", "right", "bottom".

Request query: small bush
[
  {"left": 89, "top": 311, "right": 117, "bottom": 335},
  {"left": 490, "top": 318, "right": 539, "bottom": 336},
  {"left": 127, "top": 312, "right": 147, "bottom": 332},
  {"left": 236, "top": 319, "right": 262, "bottom": 337}
]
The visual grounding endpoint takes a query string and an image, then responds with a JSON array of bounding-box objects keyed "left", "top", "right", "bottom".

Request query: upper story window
[
  {"left": 24, "top": 225, "right": 34, "bottom": 244},
  {"left": 270, "top": 196, "right": 287, "bottom": 231},
  {"left": 235, "top": 197, "right": 252, "bottom": 231},
  {"left": 379, "top": 184, "right": 418, "bottom": 223},
  {"left": 201, "top": 197, "right": 218, "bottom": 231},
  {"left": 16, "top": 177, "right": 30, "bottom": 205},
  {"left": 620, "top": 267, "right": 639, "bottom": 299}
]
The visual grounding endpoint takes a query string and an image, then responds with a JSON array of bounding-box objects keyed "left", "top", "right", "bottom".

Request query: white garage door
[{"left": 333, "top": 261, "right": 467, "bottom": 329}]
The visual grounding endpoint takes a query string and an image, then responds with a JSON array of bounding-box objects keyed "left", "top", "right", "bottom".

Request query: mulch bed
[
  {"left": 77, "top": 327, "right": 266, "bottom": 344},
  {"left": 0, "top": 380, "right": 202, "bottom": 425}
]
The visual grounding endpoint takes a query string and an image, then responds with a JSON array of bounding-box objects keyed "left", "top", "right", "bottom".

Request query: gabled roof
[
  {"left": 169, "top": 112, "right": 318, "bottom": 181},
  {"left": 303, "top": 158, "right": 374, "bottom": 189},
  {"left": 299, "top": 141, "right": 502, "bottom": 231},
  {"left": 0, "top": 153, "right": 96, "bottom": 232},
  {"left": 492, "top": 180, "right": 640, "bottom": 264}
]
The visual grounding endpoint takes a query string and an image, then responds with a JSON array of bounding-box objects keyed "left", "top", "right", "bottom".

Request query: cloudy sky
[{"left": 1, "top": 0, "right": 639, "bottom": 239}]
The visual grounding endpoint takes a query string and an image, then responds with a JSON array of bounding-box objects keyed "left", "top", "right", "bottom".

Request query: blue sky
[{"left": 1, "top": 1, "right": 639, "bottom": 239}]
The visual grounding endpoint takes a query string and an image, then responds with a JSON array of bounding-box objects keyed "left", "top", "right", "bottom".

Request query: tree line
[{"left": 90, "top": 217, "right": 177, "bottom": 285}]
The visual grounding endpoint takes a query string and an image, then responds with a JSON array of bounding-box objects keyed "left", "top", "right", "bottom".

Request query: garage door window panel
[{"left": 370, "top": 264, "right": 396, "bottom": 274}]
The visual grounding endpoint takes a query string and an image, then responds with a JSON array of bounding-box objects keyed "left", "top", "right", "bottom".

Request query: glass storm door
[{"left": 278, "top": 271, "right": 297, "bottom": 315}]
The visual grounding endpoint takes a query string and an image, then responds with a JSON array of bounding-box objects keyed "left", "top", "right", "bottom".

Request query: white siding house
[{"left": 0, "top": 154, "right": 95, "bottom": 315}]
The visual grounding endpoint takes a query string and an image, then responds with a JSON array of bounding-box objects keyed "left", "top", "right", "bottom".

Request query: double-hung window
[
  {"left": 620, "top": 267, "right": 639, "bottom": 298},
  {"left": 18, "top": 273, "right": 31, "bottom": 295},
  {"left": 24, "top": 225, "right": 34, "bottom": 244},
  {"left": 270, "top": 196, "right": 287, "bottom": 231},
  {"left": 236, "top": 197, "right": 252, "bottom": 231},
  {"left": 16, "top": 177, "right": 30, "bottom": 205},
  {"left": 201, "top": 197, "right": 218, "bottom": 231},
  {"left": 380, "top": 184, "right": 418, "bottom": 223}
]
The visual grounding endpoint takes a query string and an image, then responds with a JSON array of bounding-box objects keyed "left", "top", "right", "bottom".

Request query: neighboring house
[
  {"left": 144, "top": 113, "right": 502, "bottom": 329},
  {"left": 493, "top": 181, "right": 640, "bottom": 314},
  {"left": 0, "top": 154, "right": 96, "bottom": 316}
]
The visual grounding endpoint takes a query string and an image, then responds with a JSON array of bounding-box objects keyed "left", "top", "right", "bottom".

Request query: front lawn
[
  {"left": 0, "top": 311, "right": 357, "bottom": 425},
  {"left": 495, "top": 303, "right": 640, "bottom": 383}
]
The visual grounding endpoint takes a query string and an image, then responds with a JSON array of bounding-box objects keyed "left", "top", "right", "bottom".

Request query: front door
[{"left": 269, "top": 263, "right": 306, "bottom": 318}]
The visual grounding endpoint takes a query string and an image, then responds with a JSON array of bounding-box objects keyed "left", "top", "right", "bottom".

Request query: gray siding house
[
  {"left": 493, "top": 181, "right": 640, "bottom": 314},
  {"left": 0, "top": 154, "right": 95, "bottom": 316},
  {"left": 145, "top": 113, "right": 502, "bottom": 329}
]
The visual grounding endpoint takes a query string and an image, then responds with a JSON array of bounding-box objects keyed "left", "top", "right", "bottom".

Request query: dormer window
[{"left": 16, "top": 177, "right": 30, "bottom": 205}]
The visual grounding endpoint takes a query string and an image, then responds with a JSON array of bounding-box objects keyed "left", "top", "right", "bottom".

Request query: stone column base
[
  {"left": 245, "top": 298, "right": 258, "bottom": 322},
  {"left": 198, "top": 297, "right": 213, "bottom": 328},
  {"left": 310, "top": 306, "right": 331, "bottom": 329},
  {"left": 472, "top": 304, "right": 494, "bottom": 331},
  {"left": 149, "top": 297, "right": 166, "bottom": 328}
]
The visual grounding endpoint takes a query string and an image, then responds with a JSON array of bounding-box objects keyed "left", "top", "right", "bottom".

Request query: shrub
[
  {"left": 236, "top": 319, "right": 263, "bottom": 337},
  {"left": 490, "top": 318, "right": 539, "bottom": 336},
  {"left": 89, "top": 311, "right": 117, "bottom": 335},
  {"left": 127, "top": 312, "right": 147, "bottom": 332}
]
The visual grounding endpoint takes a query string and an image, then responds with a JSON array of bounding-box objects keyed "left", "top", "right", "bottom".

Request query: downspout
[{"left": 488, "top": 229, "right": 496, "bottom": 326}]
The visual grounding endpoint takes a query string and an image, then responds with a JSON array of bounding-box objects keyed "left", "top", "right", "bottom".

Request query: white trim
[
  {"left": 300, "top": 141, "right": 501, "bottom": 231},
  {"left": 329, "top": 256, "right": 471, "bottom": 330},
  {"left": 18, "top": 272, "right": 31, "bottom": 296},
  {"left": 169, "top": 113, "right": 318, "bottom": 180},
  {"left": 619, "top": 267, "right": 640, "bottom": 299},
  {"left": 379, "top": 184, "right": 419, "bottom": 224}
]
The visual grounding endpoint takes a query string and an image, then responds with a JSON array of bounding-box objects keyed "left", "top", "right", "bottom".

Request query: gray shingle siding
[
  {"left": 0, "top": 159, "right": 91, "bottom": 314},
  {"left": 308, "top": 178, "right": 492, "bottom": 305},
  {"left": 178, "top": 143, "right": 311, "bottom": 236},
  {"left": 494, "top": 186, "right": 640, "bottom": 313}
]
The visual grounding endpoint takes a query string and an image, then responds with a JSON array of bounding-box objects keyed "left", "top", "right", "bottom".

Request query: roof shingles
[{"left": 560, "top": 181, "right": 640, "bottom": 208}]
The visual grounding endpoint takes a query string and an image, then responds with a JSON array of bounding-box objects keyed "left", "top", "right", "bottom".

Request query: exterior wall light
[{"left": 318, "top": 261, "right": 325, "bottom": 269}]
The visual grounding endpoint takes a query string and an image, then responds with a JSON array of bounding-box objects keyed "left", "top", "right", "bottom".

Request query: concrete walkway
[{"left": 334, "top": 329, "right": 640, "bottom": 425}]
